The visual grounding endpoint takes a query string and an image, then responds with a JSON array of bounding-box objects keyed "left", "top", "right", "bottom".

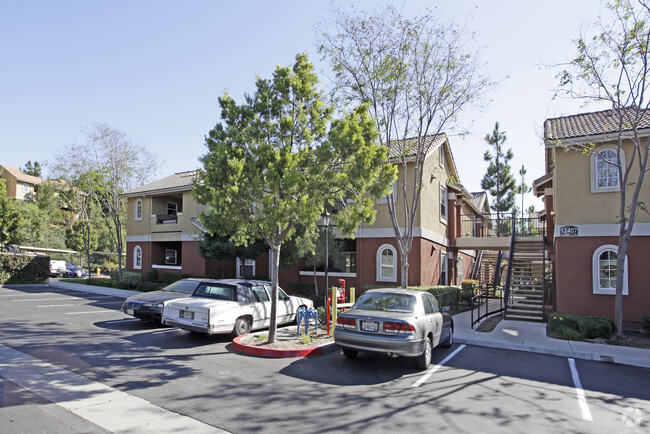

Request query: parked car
[
  {"left": 162, "top": 279, "right": 313, "bottom": 336},
  {"left": 49, "top": 260, "right": 68, "bottom": 277},
  {"left": 63, "top": 262, "right": 87, "bottom": 278},
  {"left": 333, "top": 288, "right": 454, "bottom": 370},
  {"left": 121, "top": 278, "right": 203, "bottom": 323}
]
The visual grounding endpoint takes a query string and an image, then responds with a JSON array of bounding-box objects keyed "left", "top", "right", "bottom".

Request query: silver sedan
[{"left": 333, "top": 288, "right": 453, "bottom": 370}]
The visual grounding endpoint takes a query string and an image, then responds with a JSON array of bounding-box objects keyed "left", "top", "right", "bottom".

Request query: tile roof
[
  {"left": 0, "top": 165, "right": 44, "bottom": 185},
  {"left": 122, "top": 170, "right": 200, "bottom": 196},
  {"left": 469, "top": 191, "right": 488, "bottom": 212},
  {"left": 387, "top": 134, "right": 447, "bottom": 159},
  {"left": 544, "top": 108, "right": 650, "bottom": 141}
]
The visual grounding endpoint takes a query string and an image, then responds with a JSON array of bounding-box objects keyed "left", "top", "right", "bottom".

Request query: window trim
[
  {"left": 165, "top": 249, "right": 177, "bottom": 265},
  {"left": 133, "top": 246, "right": 142, "bottom": 270},
  {"left": 440, "top": 183, "right": 448, "bottom": 224},
  {"left": 237, "top": 257, "right": 256, "bottom": 279},
  {"left": 376, "top": 244, "right": 397, "bottom": 282},
  {"left": 440, "top": 251, "right": 448, "bottom": 285},
  {"left": 167, "top": 201, "right": 178, "bottom": 216},
  {"left": 590, "top": 146, "right": 624, "bottom": 193},
  {"left": 592, "top": 244, "right": 628, "bottom": 295},
  {"left": 134, "top": 198, "right": 143, "bottom": 221}
]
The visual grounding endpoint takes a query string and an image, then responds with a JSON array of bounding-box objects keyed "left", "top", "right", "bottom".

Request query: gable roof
[
  {"left": 387, "top": 134, "right": 447, "bottom": 159},
  {"left": 122, "top": 170, "right": 200, "bottom": 197},
  {"left": 544, "top": 108, "right": 650, "bottom": 143},
  {"left": 0, "top": 165, "right": 44, "bottom": 186}
]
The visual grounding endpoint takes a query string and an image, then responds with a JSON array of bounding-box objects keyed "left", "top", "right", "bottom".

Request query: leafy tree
[
  {"left": 22, "top": 160, "right": 42, "bottom": 177},
  {"left": 0, "top": 177, "right": 20, "bottom": 244},
  {"left": 517, "top": 165, "right": 531, "bottom": 218},
  {"left": 50, "top": 124, "right": 159, "bottom": 280},
  {"left": 195, "top": 53, "right": 395, "bottom": 343},
  {"left": 318, "top": 5, "right": 493, "bottom": 288},
  {"left": 557, "top": 0, "right": 650, "bottom": 337},
  {"left": 481, "top": 122, "right": 516, "bottom": 225}
]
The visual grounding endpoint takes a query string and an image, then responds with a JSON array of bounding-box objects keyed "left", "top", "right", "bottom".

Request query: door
[{"left": 422, "top": 293, "right": 443, "bottom": 346}]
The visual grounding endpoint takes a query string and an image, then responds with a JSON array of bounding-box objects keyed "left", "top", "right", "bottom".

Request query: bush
[
  {"left": 286, "top": 282, "right": 316, "bottom": 299},
  {"left": 558, "top": 326, "right": 584, "bottom": 341},
  {"left": 146, "top": 268, "right": 159, "bottom": 282},
  {"left": 161, "top": 272, "right": 189, "bottom": 285},
  {"left": 0, "top": 253, "right": 49, "bottom": 284},
  {"left": 581, "top": 316, "right": 614, "bottom": 339},
  {"left": 136, "top": 281, "right": 162, "bottom": 292},
  {"left": 86, "top": 277, "right": 115, "bottom": 288},
  {"left": 549, "top": 312, "right": 614, "bottom": 340}
]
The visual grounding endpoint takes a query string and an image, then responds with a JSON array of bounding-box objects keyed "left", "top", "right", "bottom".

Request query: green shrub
[
  {"left": 549, "top": 312, "right": 614, "bottom": 340},
  {"left": 0, "top": 253, "right": 49, "bottom": 284},
  {"left": 146, "top": 268, "right": 159, "bottom": 282},
  {"left": 161, "top": 272, "right": 189, "bottom": 285},
  {"left": 136, "top": 281, "right": 162, "bottom": 292},
  {"left": 286, "top": 282, "right": 316, "bottom": 299},
  {"left": 461, "top": 279, "right": 478, "bottom": 290},
  {"left": 558, "top": 326, "right": 584, "bottom": 341},
  {"left": 86, "top": 277, "right": 115, "bottom": 288}
]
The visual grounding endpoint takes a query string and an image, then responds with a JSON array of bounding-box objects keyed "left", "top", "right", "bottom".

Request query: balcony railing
[
  {"left": 156, "top": 214, "right": 178, "bottom": 225},
  {"left": 460, "top": 213, "right": 545, "bottom": 238}
]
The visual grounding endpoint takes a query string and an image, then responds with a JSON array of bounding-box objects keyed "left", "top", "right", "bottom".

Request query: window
[
  {"left": 194, "top": 284, "right": 236, "bottom": 301},
  {"left": 440, "top": 145, "right": 445, "bottom": 168},
  {"left": 133, "top": 246, "right": 142, "bottom": 270},
  {"left": 592, "top": 245, "right": 628, "bottom": 295},
  {"left": 236, "top": 258, "right": 255, "bottom": 278},
  {"left": 135, "top": 199, "right": 143, "bottom": 221},
  {"left": 591, "top": 146, "right": 624, "bottom": 193},
  {"left": 440, "top": 183, "right": 448, "bottom": 224},
  {"left": 23, "top": 183, "right": 29, "bottom": 192},
  {"left": 165, "top": 249, "right": 177, "bottom": 265},
  {"left": 251, "top": 285, "right": 270, "bottom": 302},
  {"left": 440, "top": 252, "right": 448, "bottom": 285},
  {"left": 167, "top": 201, "right": 178, "bottom": 216},
  {"left": 376, "top": 244, "right": 397, "bottom": 282}
]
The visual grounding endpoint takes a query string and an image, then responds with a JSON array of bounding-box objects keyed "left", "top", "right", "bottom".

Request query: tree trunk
[
  {"left": 401, "top": 254, "right": 408, "bottom": 288},
  {"left": 268, "top": 244, "right": 281, "bottom": 344}
]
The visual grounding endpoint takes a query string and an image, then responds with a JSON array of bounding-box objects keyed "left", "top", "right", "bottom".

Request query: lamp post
[{"left": 316, "top": 210, "right": 331, "bottom": 309}]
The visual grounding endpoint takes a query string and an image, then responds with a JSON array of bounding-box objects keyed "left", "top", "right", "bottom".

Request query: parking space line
[
  {"left": 65, "top": 311, "right": 115, "bottom": 315},
  {"left": 568, "top": 358, "right": 593, "bottom": 421},
  {"left": 10, "top": 297, "right": 82, "bottom": 302},
  {"left": 37, "top": 304, "right": 77, "bottom": 307},
  {"left": 105, "top": 318, "right": 140, "bottom": 324},
  {"left": 152, "top": 328, "right": 181, "bottom": 334},
  {"left": 92, "top": 302, "right": 124, "bottom": 305},
  {"left": 411, "top": 344, "right": 466, "bottom": 388}
]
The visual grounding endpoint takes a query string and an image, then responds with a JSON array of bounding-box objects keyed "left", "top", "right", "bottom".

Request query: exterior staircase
[
  {"left": 505, "top": 237, "right": 545, "bottom": 321},
  {"left": 476, "top": 250, "right": 502, "bottom": 289}
]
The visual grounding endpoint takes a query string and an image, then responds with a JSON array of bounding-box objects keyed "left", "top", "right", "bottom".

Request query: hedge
[
  {"left": 0, "top": 253, "right": 49, "bottom": 284},
  {"left": 549, "top": 312, "right": 614, "bottom": 340}
]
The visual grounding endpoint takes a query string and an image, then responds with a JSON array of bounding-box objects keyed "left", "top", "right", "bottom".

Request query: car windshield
[
  {"left": 162, "top": 279, "right": 200, "bottom": 294},
  {"left": 354, "top": 292, "right": 416, "bottom": 312},
  {"left": 193, "top": 284, "right": 236, "bottom": 301},
  {"left": 65, "top": 262, "right": 79, "bottom": 270}
]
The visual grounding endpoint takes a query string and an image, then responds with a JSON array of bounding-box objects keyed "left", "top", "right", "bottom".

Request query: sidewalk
[
  {"left": 454, "top": 307, "right": 650, "bottom": 369},
  {"left": 45, "top": 279, "right": 650, "bottom": 368}
]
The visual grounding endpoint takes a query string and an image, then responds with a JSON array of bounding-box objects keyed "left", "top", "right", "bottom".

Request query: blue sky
[{"left": 1, "top": 0, "right": 608, "bottom": 210}]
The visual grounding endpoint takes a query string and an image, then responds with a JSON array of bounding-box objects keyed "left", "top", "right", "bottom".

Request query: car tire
[
  {"left": 233, "top": 317, "right": 251, "bottom": 336},
  {"left": 416, "top": 336, "right": 432, "bottom": 370},
  {"left": 342, "top": 348, "right": 358, "bottom": 359},
  {"left": 441, "top": 326, "right": 454, "bottom": 348}
]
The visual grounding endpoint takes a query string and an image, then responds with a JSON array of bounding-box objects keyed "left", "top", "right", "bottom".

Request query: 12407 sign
[{"left": 560, "top": 225, "right": 579, "bottom": 236}]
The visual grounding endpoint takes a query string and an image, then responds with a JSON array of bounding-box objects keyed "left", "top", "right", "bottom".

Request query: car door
[
  {"left": 250, "top": 285, "right": 272, "bottom": 328},
  {"left": 422, "top": 293, "right": 443, "bottom": 346},
  {"left": 268, "top": 285, "right": 292, "bottom": 324}
]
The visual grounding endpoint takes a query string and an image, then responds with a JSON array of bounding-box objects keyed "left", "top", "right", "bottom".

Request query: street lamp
[{"left": 316, "top": 210, "right": 331, "bottom": 309}]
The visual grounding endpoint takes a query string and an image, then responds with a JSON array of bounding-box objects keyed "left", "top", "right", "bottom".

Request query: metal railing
[
  {"left": 459, "top": 213, "right": 545, "bottom": 239},
  {"left": 434, "top": 288, "right": 460, "bottom": 314},
  {"left": 503, "top": 215, "right": 518, "bottom": 318},
  {"left": 471, "top": 286, "right": 504, "bottom": 328}
]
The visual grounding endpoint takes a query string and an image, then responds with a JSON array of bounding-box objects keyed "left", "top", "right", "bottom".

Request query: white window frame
[
  {"left": 440, "top": 145, "right": 445, "bottom": 168},
  {"left": 237, "top": 257, "right": 256, "bottom": 279},
  {"left": 376, "top": 244, "right": 397, "bottom": 282},
  {"left": 592, "top": 244, "right": 628, "bottom": 295},
  {"left": 167, "top": 201, "right": 178, "bottom": 216},
  {"left": 133, "top": 246, "right": 142, "bottom": 270},
  {"left": 590, "top": 146, "right": 624, "bottom": 193},
  {"left": 440, "top": 183, "right": 448, "bottom": 224},
  {"left": 165, "top": 249, "right": 177, "bottom": 265},
  {"left": 440, "top": 252, "right": 448, "bottom": 285},
  {"left": 135, "top": 199, "right": 143, "bottom": 221},
  {"left": 23, "top": 183, "right": 29, "bottom": 192}
]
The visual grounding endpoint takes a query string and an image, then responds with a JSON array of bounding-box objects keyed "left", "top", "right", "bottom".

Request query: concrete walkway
[{"left": 44, "top": 279, "right": 650, "bottom": 369}]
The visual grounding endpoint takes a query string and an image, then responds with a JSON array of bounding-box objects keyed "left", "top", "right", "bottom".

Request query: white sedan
[{"left": 162, "top": 278, "right": 313, "bottom": 336}]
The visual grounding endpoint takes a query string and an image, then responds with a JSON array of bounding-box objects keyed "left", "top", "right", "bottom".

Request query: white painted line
[
  {"left": 0, "top": 344, "right": 223, "bottom": 433},
  {"left": 37, "top": 304, "right": 77, "bottom": 308},
  {"left": 14, "top": 297, "right": 81, "bottom": 301},
  {"left": 152, "top": 328, "right": 181, "bottom": 334},
  {"left": 105, "top": 318, "right": 141, "bottom": 324},
  {"left": 65, "top": 311, "right": 115, "bottom": 315},
  {"left": 411, "top": 344, "right": 466, "bottom": 388},
  {"left": 92, "top": 302, "right": 124, "bottom": 305},
  {"left": 568, "top": 358, "right": 593, "bottom": 421}
]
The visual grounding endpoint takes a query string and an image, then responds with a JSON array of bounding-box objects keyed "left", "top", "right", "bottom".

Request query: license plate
[
  {"left": 180, "top": 310, "right": 194, "bottom": 320},
  {"left": 361, "top": 321, "right": 379, "bottom": 332},
  {"left": 126, "top": 308, "right": 134, "bottom": 315}
]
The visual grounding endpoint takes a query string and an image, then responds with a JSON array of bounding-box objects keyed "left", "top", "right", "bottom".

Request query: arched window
[
  {"left": 376, "top": 244, "right": 397, "bottom": 282},
  {"left": 591, "top": 146, "right": 624, "bottom": 193},
  {"left": 135, "top": 199, "right": 143, "bottom": 220},
  {"left": 134, "top": 246, "right": 142, "bottom": 270},
  {"left": 592, "top": 245, "right": 628, "bottom": 295}
]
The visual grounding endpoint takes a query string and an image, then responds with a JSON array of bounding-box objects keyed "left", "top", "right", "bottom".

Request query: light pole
[{"left": 316, "top": 210, "right": 331, "bottom": 309}]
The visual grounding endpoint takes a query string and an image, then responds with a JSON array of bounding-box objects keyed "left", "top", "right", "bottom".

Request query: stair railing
[
  {"left": 503, "top": 213, "right": 517, "bottom": 318},
  {"left": 471, "top": 250, "right": 483, "bottom": 280},
  {"left": 542, "top": 221, "right": 547, "bottom": 322}
]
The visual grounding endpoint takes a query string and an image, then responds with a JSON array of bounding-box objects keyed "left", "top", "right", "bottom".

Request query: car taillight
[
  {"left": 337, "top": 317, "right": 356, "bottom": 328},
  {"left": 383, "top": 321, "right": 415, "bottom": 334}
]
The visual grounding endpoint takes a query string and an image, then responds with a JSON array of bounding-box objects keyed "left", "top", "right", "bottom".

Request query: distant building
[{"left": 0, "top": 164, "right": 44, "bottom": 202}]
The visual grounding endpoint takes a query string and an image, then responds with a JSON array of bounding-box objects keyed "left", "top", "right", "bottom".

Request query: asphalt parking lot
[{"left": 1, "top": 284, "right": 648, "bottom": 433}]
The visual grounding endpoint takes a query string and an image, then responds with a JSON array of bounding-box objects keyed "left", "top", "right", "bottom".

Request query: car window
[
  {"left": 251, "top": 286, "right": 270, "bottom": 302},
  {"left": 266, "top": 285, "right": 289, "bottom": 301},
  {"left": 164, "top": 279, "right": 200, "bottom": 294},
  {"left": 194, "top": 284, "right": 236, "bottom": 301},
  {"left": 354, "top": 292, "right": 415, "bottom": 312},
  {"left": 237, "top": 287, "right": 253, "bottom": 303},
  {"left": 422, "top": 295, "right": 435, "bottom": 314}
]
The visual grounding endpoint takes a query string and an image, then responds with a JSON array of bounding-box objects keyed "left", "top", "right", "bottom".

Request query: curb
[
  {"left": 232, "top": 336, "right": 338, "bottom": 358},
  {"left": 455, "top": 338, "right": 650, "bottom": 369}
]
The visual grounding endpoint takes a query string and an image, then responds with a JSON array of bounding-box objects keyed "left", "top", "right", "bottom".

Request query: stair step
[{"left": 505, "top": 313, "right": 545, "bottom": 322}]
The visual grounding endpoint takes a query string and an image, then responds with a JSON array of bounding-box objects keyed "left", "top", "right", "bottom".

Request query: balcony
[{"left": 456, "top": 213, "right": 544, "bottom": 250}]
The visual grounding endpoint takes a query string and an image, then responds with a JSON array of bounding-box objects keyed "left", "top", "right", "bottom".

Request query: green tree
[
  {"left": 195, "top": 53, "right": 395, "bottom": 343},
  {"left": 557, "top": 0, "right": 650, "bottom": 337},
  {"left": 318, "top": 5, "right": 493, "bottom": 288},
  {"left": 0, "top": 178, "right": 20, "bottom": 244},
  {"left": 22, "top": 160, "right": 42, "bottom": 177},
  {"left": 481, "top": 123, "right": 516, "bottom": 225}
]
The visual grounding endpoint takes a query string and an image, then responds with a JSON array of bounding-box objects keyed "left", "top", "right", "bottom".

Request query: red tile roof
[{"left": 544, "top": 108, "right": 650, "bottom": 141}]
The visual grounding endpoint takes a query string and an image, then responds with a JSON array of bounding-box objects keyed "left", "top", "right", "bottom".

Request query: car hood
[{"left": 125, "top": 291, "right": 193, "bottom": 304}]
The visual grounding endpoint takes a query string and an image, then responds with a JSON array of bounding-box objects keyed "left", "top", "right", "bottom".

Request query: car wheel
[
  {"left": 233, "top": 317, "right": 251, "bottom": 336},
  {"left": 343, "top": 348, "right": 358, "bottom": 359},
  {"left": 415, "top": 336, "right": 432, "bottom": 370},
  {"left": 441, "top": 326, "right": 454, "bottom": 348}
]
